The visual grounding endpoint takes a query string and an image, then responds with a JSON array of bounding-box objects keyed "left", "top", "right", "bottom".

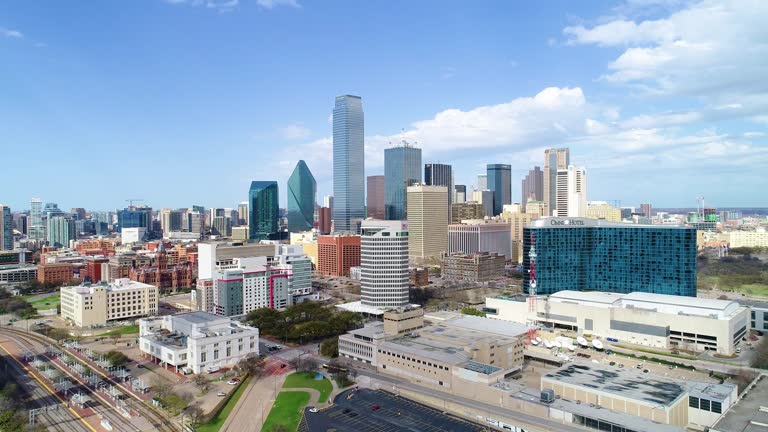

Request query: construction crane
[{"left": 125, "top": 198, "right": 145, "bottom": 207}]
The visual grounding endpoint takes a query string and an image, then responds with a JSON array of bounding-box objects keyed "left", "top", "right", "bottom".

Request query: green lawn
[
  {"left": 29, "top": 293, "right": 59, "bottom": 311},
  {"left": 261, "top": 391, "right": 310, "bottom": 432},
  {"left": 282, "top": 371, "right": 332, "bottom": 403},
  {"left": 196, "top": 377, "right": 251, "bottom": 432},
  {"left": 98, "top": 324, "right": 140, "bottom": 336}
]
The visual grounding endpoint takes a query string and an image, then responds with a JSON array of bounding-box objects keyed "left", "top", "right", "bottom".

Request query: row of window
[
  {"left": 689, "top": 396, "right": 722, "bottom": 413},
  {"left": 377, "top": 349, "right": 448, "bottom": 370}
]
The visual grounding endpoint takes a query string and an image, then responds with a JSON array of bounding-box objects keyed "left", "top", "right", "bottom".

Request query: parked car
[
  {"left": 736, "top": 348, "right": 742, "bottom": 353},
  {"left": 217, "top": 392, "right": 226, "bottom": 397},
  {"left": 227, "top": 380, "right": 239, "bottom": 385},
  {"left": 280, "top": 364, "right": 287, "bottom": 369},
  {"left": 308, "top": 407, "right": 318, "bottom": 413}
]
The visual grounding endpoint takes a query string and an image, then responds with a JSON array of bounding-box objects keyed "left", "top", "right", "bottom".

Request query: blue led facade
[{"left": 523, "top": 218, "right": 697, "bottom": 297}]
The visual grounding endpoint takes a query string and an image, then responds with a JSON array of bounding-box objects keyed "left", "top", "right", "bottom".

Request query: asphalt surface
[{"left": 304, "top": 388, "right": 488, "bottom": 432}]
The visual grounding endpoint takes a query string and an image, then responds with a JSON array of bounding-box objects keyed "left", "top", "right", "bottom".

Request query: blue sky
[{"left": 1, "top": 0, "right": 766, "bottom": 211}]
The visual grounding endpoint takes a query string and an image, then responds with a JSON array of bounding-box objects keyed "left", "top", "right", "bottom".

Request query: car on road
[
  {"left": 217, "top": 392, "right": 226, "bottom": 397},
  {"left": 636, "top": 364, "right": 643, "bottom": 369},
  {"left": 736, "top": 348, "right": 742, "bottom": 353},
  {"left": 609, "top": 361, "right": 616, "bottom": 366},
  {"left": 308, "top": 407, "right": 318, "bottom": 413},
  {"left": 280, "top": 364, "right": 287, "bottom": 368},
  {"left": 643, "top": 369, "right": 649, "bottom": 373},
  {"left": 371, "top": 405, "right": 381, "bottom": 411},
  {"left": 618, "top": 364, "right": 624, "bottom": 368},
  {"left": 137, "top": 364, "right": 145, "bottom": 369}
]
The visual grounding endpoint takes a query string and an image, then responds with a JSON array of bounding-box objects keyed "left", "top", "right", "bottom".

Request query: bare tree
[
  {"left": 193, "top": 374, "right": 210, "bottom": 393},
  {"left": 184, "top": 404, "right": 204, "bottom": 426},
  {"left": 152, "top": 378, "right": 172, "bottom": 399},
  {"left": 234, "top": 353, "right": 266, "bottom": 378}
]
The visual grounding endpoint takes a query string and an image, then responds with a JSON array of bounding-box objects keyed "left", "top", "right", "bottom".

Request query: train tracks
[{"left": 1, "top": 327, "right": 178, "bottom": 432}]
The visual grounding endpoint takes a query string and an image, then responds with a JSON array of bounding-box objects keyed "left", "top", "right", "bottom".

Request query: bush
[
  {"left": 461, "top": 307, "right": 485, "bottom": 317},
  {"left": 104, "top": 350, "right": 129, "bottom": 367},
  {"left": 320, "top": 337, "right": 339, "bottom": 358}
]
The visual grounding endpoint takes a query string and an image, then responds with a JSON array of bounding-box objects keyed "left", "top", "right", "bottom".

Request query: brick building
[
  {"left": 317, "top": 235, "right": 360, "bottom": 277},
  {"left": 37, "top": 262, "right": 75, "bottom": 285},
  {"left": 441, "top": 252, "right": 505, "bottom": 282}
]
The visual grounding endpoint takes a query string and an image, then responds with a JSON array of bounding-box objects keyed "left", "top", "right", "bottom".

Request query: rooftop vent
[{"left": 541, "top": 389, "right": 555, "bottom": 404}]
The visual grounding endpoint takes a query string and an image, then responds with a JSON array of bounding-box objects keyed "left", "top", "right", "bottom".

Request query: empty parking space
[{"left": 304, "top": 389, "right": 487, "bottom": 432}]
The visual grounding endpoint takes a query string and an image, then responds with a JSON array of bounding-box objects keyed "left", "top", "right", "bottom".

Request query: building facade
[
  {"left": 332, "top": 95, "right": 365, "bottom": 234},
  {"left": 543, "top": 147, "right": 569, "bottom": 217},
  {"left": 448, "top": 219, "right": 511, "bottom": 260},
  {"left": 487, "top": 164, "right": 511, "bottom": 216},
  {"left": 451, "top": 202, "right": 486, "bottom": 223},
  {"left": 47, "top": 215, "right": 75, "bottom": 248},
  {"left": 523, "top": 217, "right": 697, "bottom": 296},
  {"left": 317, "top": 235, "right": 360, "bottom": 277},
  {"left": 471, "top": 190, "right": 494, "bottom": 218},
  {"left": 0, "top": 205, "right": 11, "bottom": 251},
  {"left": 287, "top": 160, "right": 317, "bottom": 233},
  {"left": 366, "top": 175, "right": 385, "bottom": 220},
  {"left": 454, "top": 185, "right": 466, "bottom": 203},
  {"left": 521, "top": 166, "right": 543, "bottom": 206},
  {"left": 441, "top": 253, "right": 505, "bottom": 282},
  {"left": 139, "top": 312, "right": 259, "bottom": 374},
  {"left": 407, "top": 185, "right": 448, "bottom": 260},
  {"left": 37, "top": 262, "right": 74, "bottom": 285},
  {"left": 424, "top": 163, "right": 453, "bottom": 221},
  {"left": 248, "top": 181, "right": 279, "bottom": 241},
  {"left": 585, "top": 201, "right": 621, "bottom": 222},
  {"left": 29, "top": 198, "right": 45, "bottom": 242},
  {"left": 60, "top": 278, "right": 158, "bottom": 327},
  {"left": 384, "top": 142, "right": 422, "bottom": 221},
  {"left": 360, "top": 220, "right": 409, "bottom": 308}
]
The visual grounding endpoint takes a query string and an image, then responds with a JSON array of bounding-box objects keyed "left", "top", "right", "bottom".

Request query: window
[
  {"left": 689, "top": 396, "right": 699, "bottom": 408},
  {"left": 214, "top": 349, "right": 219, "bottom": 360},
  {"left": 711, "top": 401, "right": 722, "bottom": 414},
  {"left": 201, "top": 352, "right": 207, "bottom": 362}
]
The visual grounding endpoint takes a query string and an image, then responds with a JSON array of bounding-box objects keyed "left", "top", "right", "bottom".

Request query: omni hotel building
[{"left": 523, "top": 217, "right": 697, "bottom": 297}]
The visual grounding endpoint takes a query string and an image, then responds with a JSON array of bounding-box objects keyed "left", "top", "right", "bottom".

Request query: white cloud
[
  {"left": 1, "top": 27, "right": 23, "bottom": 39},
  {"left": 564, "top": 0, "right": 768, "bottom": 99},
  {"left": 256, "top": 0, "right": 299, "bottom": 8},
  {"left": 441, "top": 66, "right": 457, "bottom": 79},
  {"left": 278, "top": 123, "right": 311, "bottom": 140},
  {"left": 164, "top": 0, "right": 239, "bottom": 11}
]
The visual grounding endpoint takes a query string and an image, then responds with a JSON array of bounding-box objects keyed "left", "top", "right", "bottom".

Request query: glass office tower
[
  {"left": 116, "top": 207, "right": 151, "bottom": 232},
  {"left": 522, "top": 218, "right": 697, "bottom": 297},
  {"left": 0, "top": 205, "right": 11, "bottom": 250},
  {"left": 332, "top": 95, "right": 365, "bottom": 233},
  {"left": 287, "top": 160, "right": 317, "bottom": 233},
  {"left": 424, "top": 163, "right": 453, "bottom": 222},
  {"left": 384, "top": 142, "right": 421, "bottom": 220},
  {"left": 249, "top": 181, "right": 279, "bottom": 242},
  {"left": 487, "top": 164, "right": 511, "bottom": 216}
]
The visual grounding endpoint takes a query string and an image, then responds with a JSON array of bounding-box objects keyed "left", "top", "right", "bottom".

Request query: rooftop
[
  {"left": 174, "top": 311, "right": 223, "bottom": 326},
  {"left": 382, "top": 335, "right": 471, "bottom": 365},
  {"left": 542, "top": 363, "right": 686, "bottom": 407},
  {"left": 550, "top": 291, "right": 623, "bottom": 307},
  {"left": 432, "top": 314, "right": 530, "bottom": 338},
  {"left": 712, "top": 375, "right": 768, "bottom": 432}
]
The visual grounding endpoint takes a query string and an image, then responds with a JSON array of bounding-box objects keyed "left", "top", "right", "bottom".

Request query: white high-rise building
[
  {"left": 275, "top": 245, "right": 313, "bottom": 299},
  {"left": 567, "top": 165, "right": 587, "bottom": 218},
  {"left": 448, "top": 219, "right": 512, "bottom": 260},
  {"left": 360, "top": 220, "right": 409, "bottom": 308},
  {"left": 407, "top": 185, "right": 448, "bottom": 260},
  {"left": 476, "top": 174, "right": 487, "bottom": 191},
  {"left": 555, "top": 169, "right": 569, "bottom": 217},
  {"left": 29, "top": 198, "right": 44, "bottom": 242}
]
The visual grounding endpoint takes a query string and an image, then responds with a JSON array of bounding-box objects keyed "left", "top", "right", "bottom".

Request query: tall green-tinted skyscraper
[
  {"left": 47, "top": 215, "right": 75, "bottom": 248},
  {"left": 249, "top": 181, "right": 279, "bottom": 242},
  {"left": 0, "top": 205, "right": 12, "bottom": 251},
  {"left": 332, "top": 95, "right": 365, "bottom": 233},
  {"left": 384, "top": 142, "right": 421, "bottom": 220},
  {"left": 287, "top": 160, "right": 317, "bottom": 233}
]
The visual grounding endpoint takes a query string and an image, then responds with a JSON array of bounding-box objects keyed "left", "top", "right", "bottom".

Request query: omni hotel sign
[
  {"left": 531, "top": 217, "right": 601, "bottom": 228},
  {"left": 550, "top": 219, "right": 585, "bottom": 226}
]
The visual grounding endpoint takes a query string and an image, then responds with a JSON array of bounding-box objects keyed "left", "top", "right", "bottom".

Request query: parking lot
[{"left": 304, "top": 389, "right": 487, "bottom": 432}]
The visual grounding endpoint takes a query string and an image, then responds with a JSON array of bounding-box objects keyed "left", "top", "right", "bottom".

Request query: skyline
[{"left": 1, "top": 0, "right": 767, "bottom": 210}]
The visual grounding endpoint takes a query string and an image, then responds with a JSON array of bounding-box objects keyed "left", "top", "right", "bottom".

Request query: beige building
[
  {"left": 441, "top": 252, "right": 505, "bottom": 282},
  {"left": 486, "top": 290, "right": 750, "bottom": 355},
  {"left": 720, "top": 228, "right": 768, "bottom": 248},
  {"left": 60, "top": 278, "right": 159, "bottom": 327},
  {"left": 585, "top": 201, "right": 622, "bottom": 222},
  {"left": 290, "top": 231, "right": 318, "bottom": 267},
  {"left": 231, "top": 226, "right": 249, "bottom": 241},
  {"left": 448, "top": 218, "right": 511, "bottom": 260},
  {"left": 501, "top": 209, "right": 538, "bottom": 264},
  {"left": 407, "top": 185, "right": 448, "bottom": 260},
  {"left": 339, "top": 309, "right": 527, "bottom": 390}
]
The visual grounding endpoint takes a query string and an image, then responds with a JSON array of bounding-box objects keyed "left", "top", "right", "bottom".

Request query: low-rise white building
[
  {"left": 60, "top": 278, "right": 158, "bottom": 327},
  {"left": 485, "top": 290, "right": 750, "bottom": 355},
  {"left": 139, "top": 311, "right": 259, "bottom": 374}
]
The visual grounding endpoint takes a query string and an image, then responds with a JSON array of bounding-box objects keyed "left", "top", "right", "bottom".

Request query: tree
[
  {"left": 461, "top": 307, "right": 485, "bottom": 317},
  {"left": 751, "top": 336, "right": 768, "bottom": 369},
  {"left": 104, "top": 350, "right": 129, "bottom": 367},
  {"left": 234, "top": 353, "right": 266, "bottom": 378},
  {"left": 184, "top": 404, "right": 204, "bottom": 426},
  {"left": 193, "top": 374, "right": 210, "bottom": 393},
  {"left": 320, "top": 337, "right": 339, "bottom": 358},
  {"left": 152, "top": 378, "right": 172, "bottom": 399},
  {"left": 47, "top": 327, "right": 70, "bottom": 341}
]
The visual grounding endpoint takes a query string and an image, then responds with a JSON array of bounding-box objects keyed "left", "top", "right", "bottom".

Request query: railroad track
[{"left": 2, "top": 328, "right": 178, "bottom": 432}]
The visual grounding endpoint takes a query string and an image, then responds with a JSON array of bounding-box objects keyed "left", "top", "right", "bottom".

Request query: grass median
[
  {"left": 261, "top": 391, "right": 311, "bottom": 432},
  {"left": 283, "top": 371, "right": 332, "bottom": 403}
]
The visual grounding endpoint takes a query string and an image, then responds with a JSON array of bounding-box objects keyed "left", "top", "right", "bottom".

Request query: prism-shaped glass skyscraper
[
  {"left": 249, "top": 181, "right": 279, "bottom": 242},
  {"left": 287, "top": 160, "right": 317, "bottom": 233},
  {"left": 332, "top": 95, "right": 365, "bottom": 233}
]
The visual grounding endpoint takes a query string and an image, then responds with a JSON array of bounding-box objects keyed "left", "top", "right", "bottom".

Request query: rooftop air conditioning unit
[{"left": 541, "top": 389, "right": 555, "bottom": 404}]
